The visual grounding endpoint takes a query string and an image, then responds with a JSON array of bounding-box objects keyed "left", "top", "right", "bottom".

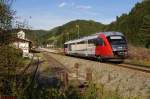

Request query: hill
[
  {"left": 12, "top": 29, "right": 49, "bottom": 46},
  {"left": 42, "top": 20, "right": 106, "bottom": 47},
  {"left": 104, "top": 0, "right": 150, "bottom": 47},
  {"left": 41, "top": 0, "right": 150, "bottom": 48}
]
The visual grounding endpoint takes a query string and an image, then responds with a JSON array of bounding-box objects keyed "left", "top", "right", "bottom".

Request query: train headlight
[{"left": 113, "top": 48, "right": 117, "bottom": 51}]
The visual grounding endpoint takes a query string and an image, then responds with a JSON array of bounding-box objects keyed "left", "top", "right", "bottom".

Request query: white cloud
[
  {"left": 76, "top": 5, "right": 92, "bottom": 10},
  {"left": 58, "top": 2, "right": 67, "bottom": 8}
]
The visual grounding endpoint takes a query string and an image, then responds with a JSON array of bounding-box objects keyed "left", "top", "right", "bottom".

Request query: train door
[
  {"left": 87, "top": 39, "right": 96, "bottom": 56},
  {"left": 95, "top": 37, "right": 106, "bottom": 56},
  {"left": 96, "top": 34, "right": 113, "bottom": 57},
  {"left": 64, "top": 44, "right": 68, "bottom": 54}
]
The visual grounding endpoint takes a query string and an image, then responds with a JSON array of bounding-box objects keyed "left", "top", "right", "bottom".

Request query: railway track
[
  {"left": 19, "top": 56, "right": 40, "bottom": 85},
  {"left": 42, "top": 52, "right": 71, "bottom": 74},
  {"left": 118, "top": 63, "right": 150, "bottom": 73},
  {"left": 40, "top": 48, "right": 150, "bottom": 73},
  {"left": 42, "top": 52, "right": 89, "bottom": 84}
]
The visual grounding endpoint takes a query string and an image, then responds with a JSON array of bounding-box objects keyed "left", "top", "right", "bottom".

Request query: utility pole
[
  {"left": 67, "top": 32, "right": 69, "bottom": 41},
  {"left": 76, "top": 24, "right": 80, "bottom": 39}
]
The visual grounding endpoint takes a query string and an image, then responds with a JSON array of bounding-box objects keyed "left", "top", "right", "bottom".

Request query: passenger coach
[{"left": 64, "top": 32, "right": 128, "bottom": 61}]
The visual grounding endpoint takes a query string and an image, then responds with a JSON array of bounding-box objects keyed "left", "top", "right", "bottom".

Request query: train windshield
[{"left": 107, "top": 36, "right": 126, "bottom": 45}]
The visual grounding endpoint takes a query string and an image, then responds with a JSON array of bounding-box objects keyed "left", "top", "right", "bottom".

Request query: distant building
[
  {"left": 13, "top": 30, "right": 33, "bottom": 58},
  {"left": 46, "top": 44, "right": 55, "bottom": 48}
]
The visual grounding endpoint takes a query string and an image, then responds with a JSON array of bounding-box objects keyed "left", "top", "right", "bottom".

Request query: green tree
[
  {"left": 0, "top": 0, "right": 14, "bottom": 45},
  {"left": 104, "top": 0, "right": 150, "bottom": 46},
  {"left": 140, "top": 15, "right": 150, "bottom": 48},
  {"left": 0, "top": 0, "right": 24, "bottom": 95}
]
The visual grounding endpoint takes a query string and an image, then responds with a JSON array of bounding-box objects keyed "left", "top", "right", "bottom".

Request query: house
[
  {"left": 46, "top": 44, "right": 55, "bottom": 48},
  {"left": 13, "top": 30, "right": 33, "bottom": 58}
]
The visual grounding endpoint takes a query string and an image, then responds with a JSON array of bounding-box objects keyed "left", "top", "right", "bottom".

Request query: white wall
[
  {"left": 17, "top": 31, "right": 25, "bottom": 39},
  {"left": 13, "top": 41, "right": 29, "bottom": 57}
]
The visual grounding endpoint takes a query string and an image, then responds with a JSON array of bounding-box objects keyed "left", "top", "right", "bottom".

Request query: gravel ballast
[{"left": 48, "top": 53, "right": 150, "bottom": 98}]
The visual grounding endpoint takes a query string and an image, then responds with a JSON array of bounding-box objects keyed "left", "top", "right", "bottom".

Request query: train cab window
[
  {"left": 107, "top": 36, "right": 126, "bottom": 45},
  {"left": 96, "top": 38, "right": 105, "bottom": 46}
]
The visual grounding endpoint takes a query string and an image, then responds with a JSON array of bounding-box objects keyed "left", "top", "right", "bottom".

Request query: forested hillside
[
  {"left": 105, "top": 0, "right": 150, "bottom": 47},
  {"left": 12, "top": 29, "right": 49, "bottom": 46},
  {"left": 42, "top": 20, "right": 105, "bottom": 47},
  {"left": 25, "top": 29, "right": 49, "bottom": 46},
  {"left": 6, "top": 0, "right": 147, "bottom": 47},
  {"left": 41, "top": 0, "right": 150, "bottom": 48}
]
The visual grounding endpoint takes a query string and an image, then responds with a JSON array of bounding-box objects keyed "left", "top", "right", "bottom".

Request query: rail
[
  {"left": 19, "top": 55, "right": 40, "bottom": 87},
  {"left": 40, "top": 48, "right": 150, "bottom": 73}
]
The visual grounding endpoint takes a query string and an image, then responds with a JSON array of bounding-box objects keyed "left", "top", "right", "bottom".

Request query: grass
[
  {"left": 125, "top": 45, "right": 150, "bottom": 67},
  {"left": 35, "top": 53, "right": 44, "bottom": 58},
  {"left": 34, "top": 52, "right": 50, "bottom": 74},
  {"left": 13, "top": 52, "right": 145, "bottom": 99},
  {"left": 124, "top": 59, "right": 150, "bottom": 67},
  {"left": 22, "top": 57, "right": 31, "bottom": 66},
  {"left": 68, "top": 80, "right": 143, "bottom": 99}
]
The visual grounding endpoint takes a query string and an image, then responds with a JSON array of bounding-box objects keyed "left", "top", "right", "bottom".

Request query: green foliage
[
  {"left": 139, "top": 15, "right": 150, "bottom": 47},
  {"left": 41, "top": 20, "right": 105, "bottom": 47},
  {"left": 0, "top": 0, "right": 14, "bottom": 30},
  {"left": 40, "top": 0, "right": 150, "bottom": 48},
  {"left": 0, "top": 30, "right": 13, "bottom": 45},
  {"left": 81, "top": 83, "right": 122, "bottom": 99},
  {"left": 0, "top": 45, "right": 24, "bottom": 95},
  {"left": 0, "top": 45, "right": 23, "bottom": 75},
  {"left": 65, "top": 85, "right": 81, "bottom": 99},
  {"left": 24, "top": 29, "right": 49, "bottom": 46},
  {"left": 9, "top": 76, "right": 64, "bottom": 99},
  {"left": 0, "top": 0, "right": 14, "bottom": 45},
  {"left": 105, "top": 0, "right": 150, "bottom": 47},
  {"left": 1, "top": 70, "right": 125, "bottom": 99},
  {"left": 82, "top": 83, "right": 100, "bottom": 99}
]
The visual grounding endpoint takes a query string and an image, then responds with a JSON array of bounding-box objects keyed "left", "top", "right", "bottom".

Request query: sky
[{"left": 13, "top": 0, "right": 140, "bottom": 30}]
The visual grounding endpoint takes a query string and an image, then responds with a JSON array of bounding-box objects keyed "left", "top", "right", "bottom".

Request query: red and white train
[{"left": 64, "top": 32, "right": 128, "bottom": 61}]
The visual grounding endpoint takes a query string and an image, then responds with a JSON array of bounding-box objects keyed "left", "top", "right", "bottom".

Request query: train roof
[
  {"left": 101, "top": 32, "right": 124, "bottom": 37},
  {"left": 64, "top": 35, "right": 97, "bottom": 44},
  {"left": 64, "top": 32, "right": 124, "bottom": 44}
]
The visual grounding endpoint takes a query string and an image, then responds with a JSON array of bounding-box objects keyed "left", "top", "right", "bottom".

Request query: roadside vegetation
[
  {"left": 0, "top": 0, "right": 32, "bottom": 95},
  {"left": 125, "top": 45, "right": 150, "bottom": 66},
  {"left": 34, "top": 52, "right": 50, "bottom": 73}
]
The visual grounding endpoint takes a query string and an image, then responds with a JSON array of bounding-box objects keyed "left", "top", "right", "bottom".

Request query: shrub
[
  {"left": 0, "top": 45, "right": 23, "bottom": 73},
  {"left": 0, "top": 45, "right": 23, "bottom": 95}
]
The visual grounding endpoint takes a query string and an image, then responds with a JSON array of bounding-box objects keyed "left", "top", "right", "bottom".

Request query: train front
[{"left": 106, "top": 32, "right": 128, "bottom": 60}]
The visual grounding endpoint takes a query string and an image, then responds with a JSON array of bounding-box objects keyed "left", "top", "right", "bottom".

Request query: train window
[
  {"left": 88, "top": 39, "right": 95, "bottom": 46},
  {"left": 88, "top": 39, "right": 95, "bottom": 44},
  {"left": 77, "top": 41, "right": 85, "bottom": 44},
  {"left": 110, "top": 36, "right": 122, "bottom": 39},
  {"left": 107, "top": 36, "right": 126, "bottom": 45},
  {"left": 96, "top": 38, "right": 105, "bottom": 46},
  {"left": 64, "top": 44, "right": 67, "bottom": 48}
]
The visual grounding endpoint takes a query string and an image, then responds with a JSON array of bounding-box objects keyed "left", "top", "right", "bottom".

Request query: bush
[
  {"left": 0, "top": 45, "right": 23, "bottom": 72},
  {"left": 128, "top": 45, "right": 150, "bottom": 61}
]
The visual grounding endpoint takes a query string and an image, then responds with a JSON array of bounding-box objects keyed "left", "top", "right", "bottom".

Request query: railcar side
[{"left": 64, "top": 32, "right": 128, "bottom": 61}]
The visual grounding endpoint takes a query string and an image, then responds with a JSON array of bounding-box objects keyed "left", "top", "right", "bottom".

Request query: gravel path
[{"left": 48, "top": 53, "right": 150, "bottom": 99}]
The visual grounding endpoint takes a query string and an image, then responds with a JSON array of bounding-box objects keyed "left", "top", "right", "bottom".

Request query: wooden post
[
  {"left": 74, "top": 63, "right": 79, "bottom": 80},
  {"left": 86, "top": 68, "right": 92, "bottom": 82},
  {"left": 63, "top": 72, "right": 68, "bottom": 90}
]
